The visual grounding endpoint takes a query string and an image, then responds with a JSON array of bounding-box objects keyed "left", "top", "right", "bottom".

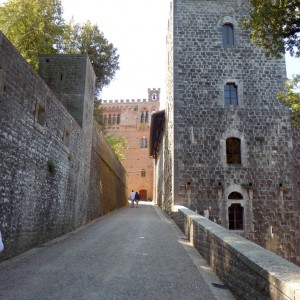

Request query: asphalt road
[{"left": 0, "top": 202, "right": 235, "bottom": 300}]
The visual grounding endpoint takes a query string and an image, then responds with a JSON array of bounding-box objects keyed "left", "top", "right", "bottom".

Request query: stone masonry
[
  {"left": 0, "top": 32, "right": 127, "bottom": 261},
  {"left": 151, "top": 0, "right": 300, "bottom": 265}
]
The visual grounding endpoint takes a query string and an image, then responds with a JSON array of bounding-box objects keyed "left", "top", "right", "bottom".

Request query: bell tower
[{"left": 148, "top": 88, "right": 160, "bottom": 102}]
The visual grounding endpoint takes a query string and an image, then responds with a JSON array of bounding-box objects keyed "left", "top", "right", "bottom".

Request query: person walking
[
  {"left": 135, "top": 192, "right": 140, "bottom": 208},
  {"left": 0, "top": 230, "right": 4, "bottom": 253},
  {"left": 130, "top": 190, "right": 136, "bottom": 208}
]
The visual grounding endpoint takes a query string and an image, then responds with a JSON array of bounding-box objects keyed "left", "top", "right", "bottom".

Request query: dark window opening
[
  {"left": 117, "top": 114, "right": 121, "bottom": 124},
  {"left": 226, "top": 137, "right": 241, "bottom": 164},
  {"left": 141, "top": 112, "right": 144, "bottom": 123},
  {"left": 228, "top": 192, "right": 243, "bottom": 200},
  {"left": 145, "top": 112, "right": 149, "bottom": 123},
  {"left": 37, "top": 105, "right": 45, "bottom": 126},
  {"left": 224, "top": 83, "right": 238, "bottom": 106},
  {"left": 63, "top": 129, "right": 70, "bottom": 147},
  {"left": 140, "top": 137, "right": 148, "bottom": 148},
  {"left": 228, "top": 203, "right": 243, "bottom": 230},
  {"left": 222, "top": 23, "right": 234, "bottom": 46},
  {"left": 141, "top": 169, "right": 146, "bottom": 177}
]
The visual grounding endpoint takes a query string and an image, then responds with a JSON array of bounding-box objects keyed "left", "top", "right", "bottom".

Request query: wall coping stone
[{"left": 174, "top": 205, "right": 300, "bottom": 300}]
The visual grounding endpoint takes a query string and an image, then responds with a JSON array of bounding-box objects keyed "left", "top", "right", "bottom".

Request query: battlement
[
  {"left": 99, "top": 88, "right": 161, "bottom": 104},
  {"left": 100, "top": 98, "right": 148, "bottom": 104}
]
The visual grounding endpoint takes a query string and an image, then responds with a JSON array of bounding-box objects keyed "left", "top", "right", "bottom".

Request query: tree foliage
[
  {"left": 278, "top": 75, "right": 300, "bottom": 127},
  {"left": 61, "top": 19, "right": 119, "bottom": 95},
  {"left": 244, "top": 0, "right": 300, "bottom": 58},
  {"left": 93, "top": 104, "right": 106, "bottom": 133},
  {"left": 105, "top": 134, "right": 127, "bottom": 161},
  {"left": 0, "top": 0, "right": 64, "bottom": 69},
  {"left": 0, "top": 0, "right": 119, "bottom": 93}
]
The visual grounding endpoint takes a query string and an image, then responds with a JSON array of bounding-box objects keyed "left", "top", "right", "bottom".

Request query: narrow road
[{"left": 0, "top": 202, "right": 235, "bottom": 300}]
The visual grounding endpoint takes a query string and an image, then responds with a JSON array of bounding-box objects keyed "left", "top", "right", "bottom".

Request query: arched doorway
[{"left": 139, "top": 190, "right": 147, "bottom": 201}]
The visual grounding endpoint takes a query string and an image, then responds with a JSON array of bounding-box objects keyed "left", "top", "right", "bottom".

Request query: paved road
[{"left": 0, "top": 202, "right": 235, "bottom": 300}]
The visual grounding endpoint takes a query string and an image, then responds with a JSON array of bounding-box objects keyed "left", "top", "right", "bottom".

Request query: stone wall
[
  {"left": 162, "top": 0, "right": 300, "bottom": 265},
  {"left": 0, "top": 32, "right": 127, "bottom": 261},
  {"left": 174, "top": 206, "right": 300, "bottom": 300}
]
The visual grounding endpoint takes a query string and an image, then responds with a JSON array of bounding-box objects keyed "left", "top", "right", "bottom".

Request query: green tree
[
  {"left": 0, "top": 1, "right": 119, "bottom": 93},
  {"left": 0, "top": 0, "right": 64, "bottom": 69},
  {"left": 94, "top": 103, "right": 106, "bottom": 133},
  {"left": 105, "top": 134, "right": 127, "bottom": 161},
  {"left": 61, "top": 19, "right": 119, "bottom": 95},
  {"left": 278, "top": 75, "right": 300, "bottom": 127},
  {"left": 243, "top": 0, "right": 300, "bottom": 58}
]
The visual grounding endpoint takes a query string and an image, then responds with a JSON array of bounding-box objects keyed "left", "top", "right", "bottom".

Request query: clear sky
[{"left": 62, "top": 0, "right": 170, "bottom": 102}]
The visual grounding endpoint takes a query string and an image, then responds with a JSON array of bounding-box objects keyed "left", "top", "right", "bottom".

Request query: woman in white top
[{"left": 0, "top": 230, "right": 4, "bottom": 252}]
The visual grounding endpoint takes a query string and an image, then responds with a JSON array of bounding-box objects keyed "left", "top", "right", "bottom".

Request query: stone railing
[{"left": 173, "top": 206, "right": 300, "bottom": 300}]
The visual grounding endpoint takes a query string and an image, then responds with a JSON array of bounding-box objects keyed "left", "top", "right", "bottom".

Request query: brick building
[
  {"left": 150, "top": 0, "right": 300, "bottom": 265},
  {"left": 99, "top": 89, "right": 160, "bottom": 200}
]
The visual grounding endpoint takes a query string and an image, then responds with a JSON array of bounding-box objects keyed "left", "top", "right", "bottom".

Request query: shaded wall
[{"left": 0, "top": 32, "right": 127, "bottom": 261}]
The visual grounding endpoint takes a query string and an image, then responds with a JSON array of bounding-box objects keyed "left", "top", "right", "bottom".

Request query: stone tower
[
  {"left": 38, "top": 54, "right": 95, "bottom": 129},
  {"left": 157, "top": 0, "right": 299, "bottom": 264}
]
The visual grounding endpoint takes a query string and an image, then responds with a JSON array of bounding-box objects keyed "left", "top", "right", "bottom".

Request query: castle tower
[
  {"left": 99, "top": 89, "right": 160, "bottom": 200},
  {"left": 38, "top": 54, "right": 96, "bottom": 129},
  {"left": 159, "top": 0, "right": 299, "bottom": 264}
]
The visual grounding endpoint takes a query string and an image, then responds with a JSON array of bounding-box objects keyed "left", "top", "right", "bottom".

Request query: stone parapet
[{"left": 173, "top": 206, "right": 300, "bottom": 300}]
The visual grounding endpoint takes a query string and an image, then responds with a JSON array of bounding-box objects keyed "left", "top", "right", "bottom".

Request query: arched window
[
  {"left": 226, "top": 137, "right": 241, "bottom": 164},
  {"left": 228, "top": 204, "right": 243, "bottom": 230},
  {"left": 112, "top": 114, "right": 116, "bottom": 124},
  {"left": 152, "top": 93, "right": 157, "bottom": 100},
  {"left": 224, "top": 83, "right": 238, "bottom": 106},
  {"left": 117, "top": 114, "right": 121, "bottom": 124},
  {"left": 141, "top": 112, "right": 144, "bottom": 123},
  {"left": 228, "top": 192, "right": 243, "bottom": 200},
  {"left": 140, "top": 137, "right": 148, "bottom": 148},
  {"left": 108, "top": 114, "right": 112, "bottom": 125},
  {"left": 145, "top": 112, "right": 149, "bottom": 123},
  {"left": 222, "top": 23, "right": 234, "bottom": 46}
]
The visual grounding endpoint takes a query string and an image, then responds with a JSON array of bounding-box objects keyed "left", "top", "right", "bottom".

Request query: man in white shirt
[{"left": 130, "top": 190, "right": 136, "bottom": 208}]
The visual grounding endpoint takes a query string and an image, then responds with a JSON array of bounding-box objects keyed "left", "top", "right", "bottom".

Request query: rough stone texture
[
  {"left": 156, "top": 0, "right": 300, "bottom": 265},
  {"left": 0, "top": 32, "right": 127, "bottom": 261},
  {"left": 174, "top": 206, "right": 300, "bottom": 300}
]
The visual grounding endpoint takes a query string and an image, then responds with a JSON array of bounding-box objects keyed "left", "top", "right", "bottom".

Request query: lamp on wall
[
  {"left": 248, "top": 182, "right": 253, "bottom": 200},
  {"left": 217, "top": 182, "right": 223, "bottom": 200}
]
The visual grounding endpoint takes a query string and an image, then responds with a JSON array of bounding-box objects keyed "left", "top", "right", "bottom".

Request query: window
[
  {"left": 152, "top": 93, "right": 157, "bottom": 100},
  {"left": 108, "top": 114, "right": 112, "bottom": 125},
  {"left": 63, "top": 129, "right": 70, "bottom": 147},
  {"left": 222, "top": 23, "right": 234, "bottom": 46},
  {"left": 228, "top": 192, "right": 243, "bottom": 200},
  {"left": 228, "top": 203, "right": 243, "bottom": 230},
  {"left": 226, "top": 137, "right": 241, "bottom": 164},
  {"left": 37, "top": 105, "right": 46, "bottom": 126},
  {"left": 140, "top": 112, "right": 144, "bottom": 123},
  {"left": 141, "top": 169, "right": 146, "bottom": 177},
  {"left": 112, "top": 114, "right": 116, "bottom": 125},
  {"left": 140, "top": 137, "right": 148, "bottom": 148},
  {"left": 117, "top": 114, "right": 121, "bottom": 124},
  {"left": 224, "top": 83, "right": 238, "bottom": 106},
  {"left": 104, "top": 115, "right": 107, "bottom": 125},
  {"left": 145, "top": 112, "right": 149, "bottom": 123}
]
